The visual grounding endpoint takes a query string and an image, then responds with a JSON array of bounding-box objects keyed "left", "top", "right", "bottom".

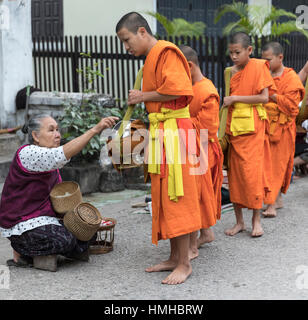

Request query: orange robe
[
  {"left": 143, "top": 40, "right": 215, "bottom": 245},
  {"left": 226, "top": 58, "right": 276, "bottom": 209},
  {"left": 190, "top": 77, "right": 223, "bottom": 220},
  {"left": 264, "top": 67, "right": 305, "bottom": 204}
]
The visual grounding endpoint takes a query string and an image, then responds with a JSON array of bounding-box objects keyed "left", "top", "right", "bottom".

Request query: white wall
[
  {"left": 0, "top": 0, "right": 34, "bottom": 128},
  {"left": 63, "top": 0, "right": 157, "bottom": 36}
]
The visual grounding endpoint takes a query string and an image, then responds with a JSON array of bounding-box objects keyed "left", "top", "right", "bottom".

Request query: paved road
[{"left": 0, "top": 177, "right": 308, "bottom": 300}]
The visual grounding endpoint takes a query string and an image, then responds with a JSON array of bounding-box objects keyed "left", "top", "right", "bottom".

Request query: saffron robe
[
  {"left": 264, "top": 67, "right": 305, "bottom": 204},
  {"left": 190, "top": 77, "right": 223, "bottom": 220},
  {"left": 226, "top": 58, "right": 276, "bottom": 209},
  {"left": 143, "top": 40, "right": 208, "bottom": 245}
]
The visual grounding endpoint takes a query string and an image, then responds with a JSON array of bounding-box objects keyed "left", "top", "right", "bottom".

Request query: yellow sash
[
  {"left": 148, "top": 106, "right": 190, "bottom": 202},
  {"left": 230, "top": 103, "right": 267, "bottom": 136}
]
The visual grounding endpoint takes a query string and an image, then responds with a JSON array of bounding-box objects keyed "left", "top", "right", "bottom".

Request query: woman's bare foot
[
  {"left": 262, "top": 204, "right": 277, "bottom": 218},
  {"left": 13, "top": 249, "right": 21, "bottom": 263},
  {"left": 224, "top": 223, "right": 246, "bottom": 236},
  {"left": 161, "top": 263, "right": 192, "bottom": 285},
  {"left": 197, "top": 228, "right": 215, "bottom": 248},
  {"left": 145, "top": 259, "right": 177, "bottom": 273}
]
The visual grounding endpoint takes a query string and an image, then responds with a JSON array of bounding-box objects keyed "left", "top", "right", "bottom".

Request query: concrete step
[
  {"left": 0, "top": 133, "right": 21, "bottom": 185},
  {"left": 0, "top": 153, "right": 14, "bottom": 184},
  {"left": 0, "top": 133, "right": 21, "bottom": 155}
]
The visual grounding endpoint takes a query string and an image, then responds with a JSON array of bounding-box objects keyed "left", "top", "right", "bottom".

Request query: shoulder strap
[
  {"left": 117, "top": 67, "right": 143, "bottom": 139},
  {"left": 218, "top": 67, "right": 232, "bottom": 139},
  {"left": 224, "top": 67, "right": 232, "bottom": 97},
  {"left": 297, "top": 77, "right": 308, "bottom": 125}
]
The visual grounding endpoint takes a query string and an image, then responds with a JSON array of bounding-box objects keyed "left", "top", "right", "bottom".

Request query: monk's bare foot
[
  {"left": 161, "top": 263, "right": 192, "bottom": 285},
  {"left": 145, "top": 259, "right": 177, "bottom": 273},
  {"left": 262, "top": 204, "right": 277, "bottom": 218},
  {"left": 251, "top": 221, "right": 264, "bottom": 237},
  {"left": 224, "top": 223, "right": 245, "bottom": 236},
  {"left": 197, "top": 229, "right": 215, "bottom": 248},
  {"left": 188, "top": 248, "right": 199, "bottom": 261},
  {"left": 275, "top": 195, "right": 283, "bottom": 209}
]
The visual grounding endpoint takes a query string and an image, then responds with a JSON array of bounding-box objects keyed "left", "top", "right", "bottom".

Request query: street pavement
[{"left": 0, "top": 177, "right": 308, "bottom": 300}]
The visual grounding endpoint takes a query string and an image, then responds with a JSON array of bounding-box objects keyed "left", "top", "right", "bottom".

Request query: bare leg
[
  {"left": 251, "top": 209, "right": 264, "bottom": 237},
  {"left": 275, "top": 192, "right": 283, "bottom": 209},
  {"left": 262, "top": 192, "right": 283, "bottom": 218},
  {"left": 162, "top": 234, "right": 192, "bottom": 285},
  {"left": 188, "top": 231, "right": 199, "bottom": 260},
  {"left": 197, "top": 228, "right": 215, "bottom": 248},
  {"left": 145, "top": 238, "right": 177, "bottom": 272},
  {"left": 224, "top": 204, "right": 246, "bottom": 236}
]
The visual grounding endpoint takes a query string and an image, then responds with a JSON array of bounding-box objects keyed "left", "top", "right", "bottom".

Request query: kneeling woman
[{"left": 0, "top": 113, "right": 118, "bottom": 270}]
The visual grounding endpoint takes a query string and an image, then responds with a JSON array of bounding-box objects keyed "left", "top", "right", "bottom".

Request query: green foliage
[
  {"left": 60, "top": 52, "right": 121, "bottom": 162},
  {"left": 60, "top": 99, "right": 122, "bottom": 161},
  {"left": 146, "top": 11, "right": 206, "bottom": 39},
  {"left": 214, "top": 2, "right": 308, "bottom": 40}
]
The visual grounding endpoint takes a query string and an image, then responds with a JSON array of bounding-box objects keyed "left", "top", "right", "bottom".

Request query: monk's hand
[
  {"left": 93, "top": 116, "right": 119, "bottom": 134},
  {"left": 128, "top": 89, "right": 143, "bottom": 105},
  {"left": 223, "top": 96, "right": 235, "bottom": 107}
]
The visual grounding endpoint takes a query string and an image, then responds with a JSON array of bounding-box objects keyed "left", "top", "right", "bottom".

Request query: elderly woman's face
[{"left": 33, "top": 117, "right": 61, "bottom": 148}]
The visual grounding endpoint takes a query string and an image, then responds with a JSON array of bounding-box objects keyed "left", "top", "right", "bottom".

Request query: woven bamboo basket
[
  {"left": 63, "top": 202, "right": 102, "bottom": 241},
  {"left": 50, "top": 181, "right": 82, "bottom": 215},
  {"left": 89, "top": 217, "right": 117, "bottom": 254}
]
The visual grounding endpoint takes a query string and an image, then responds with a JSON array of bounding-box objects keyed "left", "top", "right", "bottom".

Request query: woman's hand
[
  {"left": 93, "top": 116, "right": 119, "bottom": 134},
  {"left": 128, "top": 89, "right": 144, "bottom": 105}
]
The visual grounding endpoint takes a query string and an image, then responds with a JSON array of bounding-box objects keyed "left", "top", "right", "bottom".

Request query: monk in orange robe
[
  {"left": 261, "top": 42, "right": 305, "bottom": 217},
  {"left": 116, "top": 12, "right": 205, "bottom": 285},
  {"left": 179, "top": 45, "right": 223, "bottom": 253},
  {"left": 222, "top": 32, "right": 276, "bottom": 237}
]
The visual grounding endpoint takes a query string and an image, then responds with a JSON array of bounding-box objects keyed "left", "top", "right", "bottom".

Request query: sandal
[{"left": 7, "top": 256, "right": 33, "bottom": 268}]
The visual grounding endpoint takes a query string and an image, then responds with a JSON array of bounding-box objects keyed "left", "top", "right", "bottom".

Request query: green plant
[
  {"left": 214, "top": 2, "right": 308, "bottom": 39},
  {"left": 76, "top": 52, "right": 104, "bottom": 94},
  {"left": 60, "top": 52, "right": 122, "bottom": 162},
  {"left": 60, "top": 99, "right": 122, "bottom": 161},
  {"left": 146, "top": 11, "right": 206, "bottom": 39}
]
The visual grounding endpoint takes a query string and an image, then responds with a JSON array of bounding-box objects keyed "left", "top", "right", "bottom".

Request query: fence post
[{"left": 71, "top": 36, "right": 79, "bottom": 92}]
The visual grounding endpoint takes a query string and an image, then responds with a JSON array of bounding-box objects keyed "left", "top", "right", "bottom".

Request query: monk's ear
[
  {"left": 188, "top": 61, "right": 194, "bottom": 70},
  {"left": 138, "top": 27, "right": 147, "bottom": 37},
  {"left": 247, "top": 46, "right": 253, "bottom": 56},
  {"left": 279, "top": 54, "right": 284, "bottom": 62}
]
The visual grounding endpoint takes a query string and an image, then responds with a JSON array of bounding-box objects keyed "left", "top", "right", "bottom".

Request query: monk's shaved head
[
  {"left": 230, "top": 32, "right": 251, "bottom": 48},
  {"left": 262, "top": 41, "right": 284, "bottom": 56},
  {"left": 179, "top": 45, "right": 200, "bottom": 66},
  {"left": 116, "top": 12, "right": 152, "bottom": 35}
]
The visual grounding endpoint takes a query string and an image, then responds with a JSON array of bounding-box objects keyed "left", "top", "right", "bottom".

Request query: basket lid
[{"left": 76, "top": 203, "right": 102, "bottom": 225}]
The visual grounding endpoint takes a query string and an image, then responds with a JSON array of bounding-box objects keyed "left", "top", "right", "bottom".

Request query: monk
[
  {"left": 116, "top": 12, "right": 204, "bottom": 285},
  {"left": 261, "top": 42, "right": 305, "bottom": 217},
  {"left": 222, "top": 32, "right": 276, "bottom": 237},
  {"left": 179, "top": 45, "right": 223, "bottom": 253}
]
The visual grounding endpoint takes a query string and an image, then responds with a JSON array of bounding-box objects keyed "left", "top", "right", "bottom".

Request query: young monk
[
  {"left": 116, "top": 12, "right": 204, "bottom": 285},
  {"left": 222, "top": 32, "right": 276, "bottom": 237},
  {"left": 261, "top": 42, "right": 305, "bottom": 217},
  {"left": 179, "top": 45, "right": 223, "bottom": 252}
]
